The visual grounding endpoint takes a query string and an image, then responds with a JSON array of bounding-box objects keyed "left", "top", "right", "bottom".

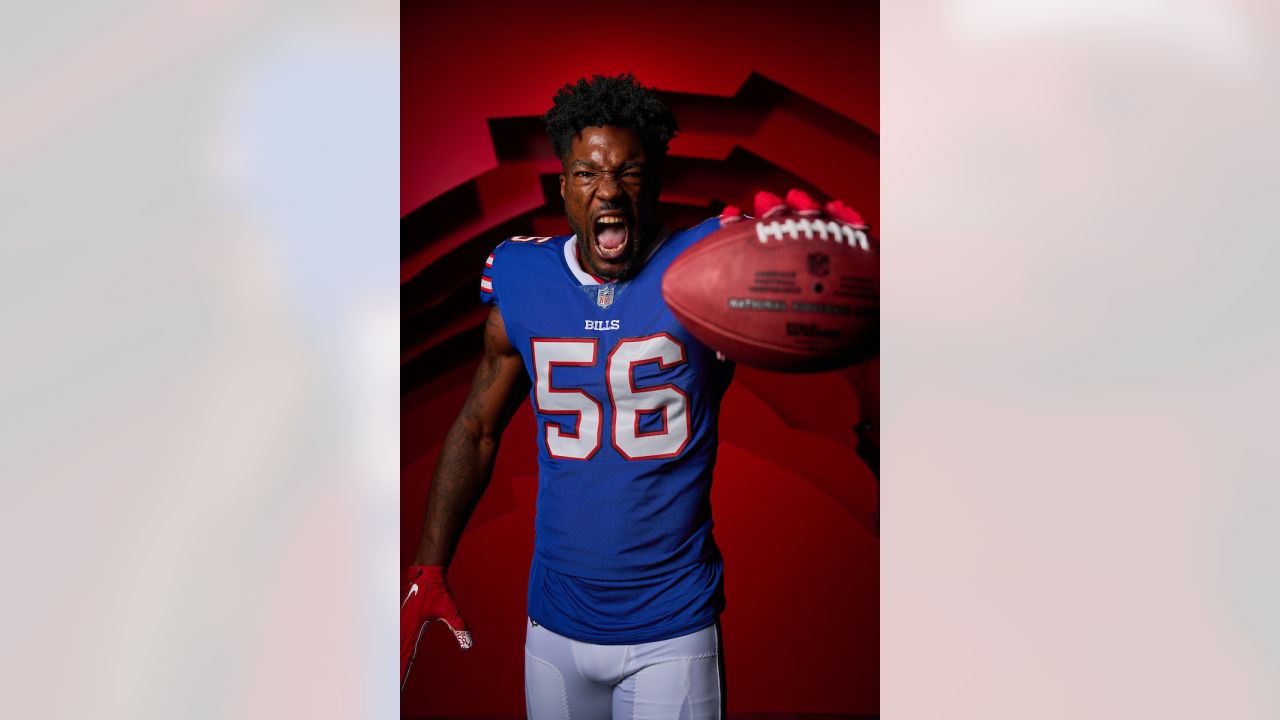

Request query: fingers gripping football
[
  {"left": 719, "top": 204, "right": 744, "bottom": 224},
  {"left": 747, "top": 189, "right": 868, "bottom": 228},
  {"left": 753, "top": 190, "right": 787, "bottom": 219},
  {"left": 401, "top": 565, "right": 472, "bottom": 689},
  {"left": 724, "top": 189, "right": 867, "bottom": 232},
  {"left": 822, "top": 199, "right": 866, "bottom": 227},
  {"left": 784, "top": 188, "right": 821, "bottom": 214}
]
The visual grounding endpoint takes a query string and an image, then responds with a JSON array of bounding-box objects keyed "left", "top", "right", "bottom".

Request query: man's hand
[
  {"left": 401, "top": 565, "right": 472, "bottom": 690},
  {"left": 755, "top": 188, "right": 868, "bottom": 226},
  {"left": 721, "top": 188, "right": 869, "bottom": 228}
]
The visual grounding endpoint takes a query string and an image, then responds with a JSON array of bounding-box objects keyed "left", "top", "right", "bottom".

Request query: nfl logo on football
[
  {"left": 596, "top": 285, "right": 615, "bottom": 309},
  {"left": 807, "top": 252, "right": 831, "bottom": 278}
]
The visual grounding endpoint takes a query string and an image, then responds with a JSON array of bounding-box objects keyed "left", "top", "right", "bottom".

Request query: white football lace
[{"left": 755, "top": 218, "right": 870, "bottom": 249}]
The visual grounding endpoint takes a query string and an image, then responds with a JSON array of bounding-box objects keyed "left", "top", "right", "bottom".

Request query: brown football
[{"left": 662, "top": 213, "right": 878, "bottom": 372}]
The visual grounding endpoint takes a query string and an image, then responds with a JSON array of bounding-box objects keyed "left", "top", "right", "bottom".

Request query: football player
[{"left": 402, "top": 73, "right": 862, "bottom": 718}]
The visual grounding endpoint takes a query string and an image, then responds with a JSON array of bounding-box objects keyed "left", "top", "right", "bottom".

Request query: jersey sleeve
[
  {"left": 479, "top": 241, "right": 504, "bottom": 306},
  {"left": 667, "top": 216, "right": 725, "bottom": 255}
]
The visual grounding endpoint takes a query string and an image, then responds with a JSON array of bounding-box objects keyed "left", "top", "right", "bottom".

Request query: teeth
[{"left": 597, "top": 217, "right": 624, "bottom": 225}]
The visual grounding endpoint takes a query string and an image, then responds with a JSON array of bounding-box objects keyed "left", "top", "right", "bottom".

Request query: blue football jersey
[{"left": 480, "top": 219, "right": 734, "bottom": 644}]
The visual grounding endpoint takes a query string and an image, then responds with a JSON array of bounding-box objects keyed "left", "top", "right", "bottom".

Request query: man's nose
[{"left": 595, "top": 173, "right": 621, "bottom": 199}]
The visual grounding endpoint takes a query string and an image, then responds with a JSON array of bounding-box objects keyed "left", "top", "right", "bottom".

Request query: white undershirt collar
[{"left": 561, "top": 225, "right": 671, "bottom": 286}]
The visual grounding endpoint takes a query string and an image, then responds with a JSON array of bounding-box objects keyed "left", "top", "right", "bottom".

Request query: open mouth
[{"left": 592, "top": 215, "right": 630, "bottom": 261}]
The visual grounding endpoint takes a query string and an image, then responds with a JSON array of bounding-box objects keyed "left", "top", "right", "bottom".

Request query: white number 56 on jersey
[{"left": 531, "top": 334, "right": 690, "bottom": 461}]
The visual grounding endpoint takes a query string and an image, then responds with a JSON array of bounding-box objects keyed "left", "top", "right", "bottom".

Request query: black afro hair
[{"left": 543, "top": 73, "right": 680, "bottom": 165}]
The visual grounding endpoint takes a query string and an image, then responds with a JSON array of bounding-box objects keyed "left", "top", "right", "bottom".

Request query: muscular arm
[{"left": 414, "top": 306, "right": 530, "bottom": 566}]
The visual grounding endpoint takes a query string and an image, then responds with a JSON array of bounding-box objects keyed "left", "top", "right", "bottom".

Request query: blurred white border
[
  {"left": 884, "top": 0, "right": 1280, "bottom": 717},
  {"left": 0, "top": 2, "right": 398, "bottom": 718}
]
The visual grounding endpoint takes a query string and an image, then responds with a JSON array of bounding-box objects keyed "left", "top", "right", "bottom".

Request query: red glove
[
  {"left": 752, "top": 184, "right": 865, "bottom": 221},
  {"left": 719, "top": 203, "right": 744, "bottom": 224},
  {"left": 401, "top": 565, "right": 472, "bottom": 689},
  {"left": 752, "top": 189, "right": 869, "bottom": 226},
  {"left": 724, "top": 189, "right": 867, "bottom": 226}
]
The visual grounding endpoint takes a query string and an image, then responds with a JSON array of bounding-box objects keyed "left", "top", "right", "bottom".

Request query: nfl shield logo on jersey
[{"left": 596, "top": 285, "right": 615, "bottom": 309}]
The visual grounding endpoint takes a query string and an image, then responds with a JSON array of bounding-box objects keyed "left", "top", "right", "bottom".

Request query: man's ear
[{"left": 559, "top": 174, "right": 566, "bottom": 200}]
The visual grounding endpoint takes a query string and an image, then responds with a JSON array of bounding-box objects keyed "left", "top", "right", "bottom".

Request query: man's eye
[
  {"left": 575, "top": 171, "right": 594, "bottom": 178},
  {"left": 622, "top": 172, "right": 643, "bottom": 180}
]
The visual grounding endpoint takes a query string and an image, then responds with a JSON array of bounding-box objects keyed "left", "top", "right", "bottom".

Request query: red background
[{"left": 402, "top": 2, "right": 879, "bottom": 717}]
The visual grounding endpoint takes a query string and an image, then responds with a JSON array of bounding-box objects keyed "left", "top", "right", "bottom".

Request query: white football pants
[{"left": 524, "top": 618, "right": 723, "bottom": 719}]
